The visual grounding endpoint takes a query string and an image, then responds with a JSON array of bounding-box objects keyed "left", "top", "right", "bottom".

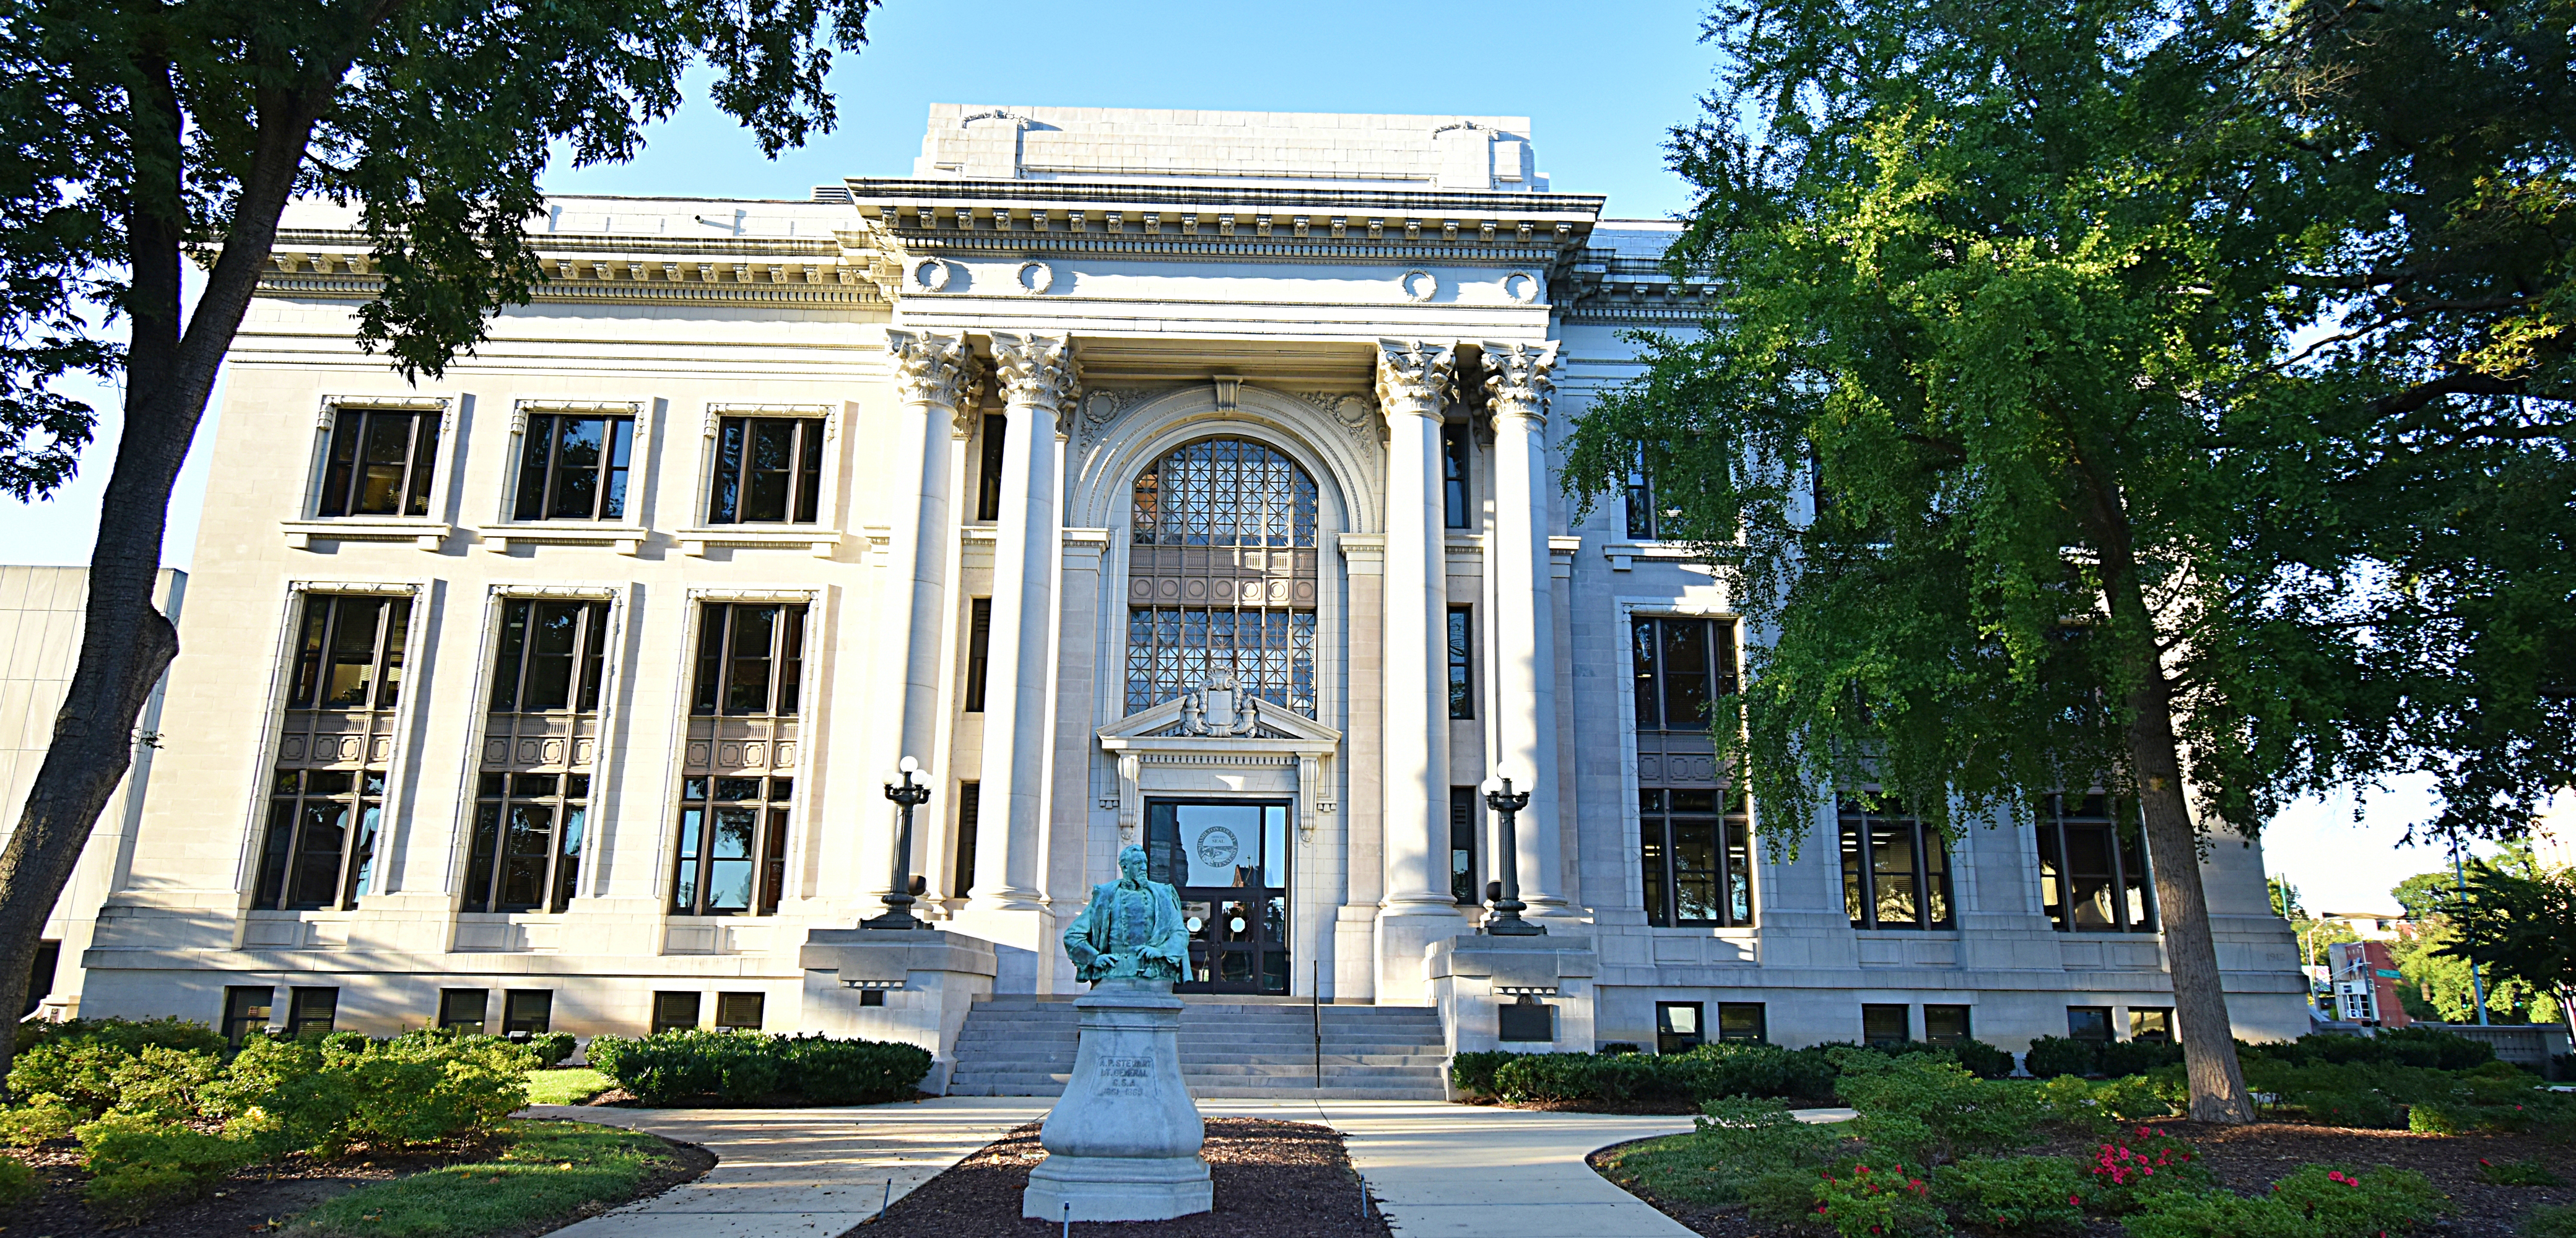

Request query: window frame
[
  {"left": 1924, "top": 1004, "right": 1973, "bottom": 1045},
  {"left": 705, "top": 414, "right": 827, "bottom": 526},
  {"left": 653, "top": 991, "right": 702, "bottom": 1033},
  {"left": 1717, "top": 1002, "right": 1769, "bottom": 1044},
  {"left": 1446, "top": 606, "right": 1474, "bottom": 720},
  {"left": 1861, "top": 1002, "right": 1912, "bottom": 1045},
  {"left": 503, "top": 989, "right": 553, "bottom": 1036},
  {"left": 511, "top": 407, "right": 638, "bottom": 522},
  {"left": 1638, "top": 788, "right": 1755, "bottom": 928},
  {"left": 1439, "top": 420, "right": 1472, "bottom": 529},
  {"left": 254, "top": 587, "right": 419, "bottom": 916},
  {"left": 315, "top": 404, "right": 444, "bottom": 519},
  {"left": 1655, "top": 1001, "right": 1704, "bottom": 1054},
  {"left": 1630, "top": 615, "right": 1739, "bottom": 731},
  {"left": 438, "top": 989, "right": 489, "bottom": 1034},
  {"left": 489, "top": 597, "right": 612, "bottom": 714},
  {"left": 951, "top": 781, "right": 981, "bottom": 900},
  {"left": 2034, "top": 793, "right": 2158, "bottom": 933},
  {"left": 691, "top": 601, "right": 808, "bottom": 718},
  {"left": 2068, "top": 1005, "right": 2115, "bottom": 1042},
  {"left": 975, "top": 412, "right": 1007, "bottom": 522},
  {"left": 1122, "top": 436, "right": 1323, "bottom": 719},
  {"left": 1624, "top": 447, "right": 1665, "bottom": 540},
  {"left": 255, "top": 767, "right": 387, "bottom": 912},
  {"left": 962, "top": 598, "right": 993, "bottom": 713},
  {"left": 1450, "top": 786, "right": 1481, "bottom": 906},
  {"left": 715, "top": 992, "right": 766, "bottom": 1030},
  {"left": 671, "top": 774, "right": 794, "bottom": 917},
  {"left": 287, "top": 592, "right": 412, "bottom": 712},
  {"left": 1838, "top": 802, "right": 1955, "bottom": 931},
  {"left": 285, "top": 986, "right": 339, "bottom": 1038},
  {"left": 462, "top": 771, "right": 591, "bottom": 914},
  {"left": 222, "top": 985, "right": 275, "bottom": 1046}
]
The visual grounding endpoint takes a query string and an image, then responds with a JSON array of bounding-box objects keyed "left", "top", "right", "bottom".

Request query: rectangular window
[
  {"left": 2035, "top": 794, "right": 2156, "bottom": 933},
  {"left": 962, "top": 599, "right": 993, "bottom": 713},
  {"left": 2130, "top": 1006, "right": 2174, "bottom": 1042},
  {"left": 1924, "top": 1005, "right": 1973, "bottom": 1045},
  {"left": 462, "top": 773, "right": 590, "bottom": 914},
  {"left": 513, "top": 412, "right": 635, "bottom": 521},
  {"left": 1625, "top": 449, "right": 1661, "bottom": 540},
  {"left": 975, "top": 413, "right": 1006, "bottom": 521},
  {"left": 692, "top": 602, "right": 807, "bottom": 717},
  {"left": 1631, "top": 616, "right": 1738, "bottom": 731},
  {"left": 1718, "top": 1002, "right": 1769, "bottom": 1044},
  {"left": 289, "top": 594, "right": 411, "bottom": 712},
  {"left": 1440, "top": 421, "right": 1471, "bottom": 529},
  {"left": 1447, "top": 607, "right": 1474, "bottom": 719},
  {"left": 286, "top": 987, "right": 339, "bottom": 1039},
  {"left": 672, "top": 775, "right": 793, "bottom": 917},
  {"left": 715, "top": 992, "right": 766, "bottom": 1030},
  {"left": 1838, "top": 802, "right": 1954, "bottom": 930},
  {"left": 707, "top": 416, "right": 824, "bottom": 524},
  {"left": 1450, "top": 787, "right": 1480, "bottom": 906},
  {"left": 1862, "top": 1003, "right": 1910, "bottom": 1045},
  {"left": 222, "top": 985, "right": 274, "bottom": 1046},
  {"left": 438, "top": 989, "right": 489, "bottom": 1034},
  {"left": 318, "top": 406, "right": 440, "bottom": 517},
  {"left": 255, "top": 768, "right": 385, "bottom": 912},
  {"left": 2067, "top": 1006, "right": 2114, "bottom": 1042},
  {"left": 952, "top": 782, "right": 981, "bottom": 900},
  {"left": 1655, "top": 1001, "right": 1704, "bottom": 1055},
  {"left": 490, "top": 599, "right": 610, "bottom": 714},
  {"left": 653, "top": 991, "right": 702, "bottom": 1034},
  {"left": 1639, "top": 789, "right": 1754, "bottom": 927},
  {"left": 504, "top": 990, "right": 553, "bottom": 1036}
]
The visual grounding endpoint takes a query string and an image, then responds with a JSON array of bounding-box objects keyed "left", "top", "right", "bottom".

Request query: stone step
[{"left": 947, "top": 995, "right": 1453, "bottom": 1099}]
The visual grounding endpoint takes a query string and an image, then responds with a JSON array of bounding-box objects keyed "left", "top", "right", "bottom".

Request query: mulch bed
[
  {"left": 844, "top": 1117, "right": 1392, "bottom": 1237},
  {"left": 1594, "top": 1120, "right": 2576, "bottom": 1238},
  {"left": 1, "top": 1122, "right": 715, "bottom": 1238}
]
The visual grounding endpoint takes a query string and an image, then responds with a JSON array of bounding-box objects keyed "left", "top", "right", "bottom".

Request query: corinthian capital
[
  {"left": 888, "top": 330, "right": 972, "bottom": 409},
  {"left": 1375, "top": 339, "right": 1456, "bottom": 422},
  {"left": 991, "top": 332, "right": 1082, "bottom": 435},
  {"left": 1481, "top": 340, "right": 1559, "bottom": 425}
]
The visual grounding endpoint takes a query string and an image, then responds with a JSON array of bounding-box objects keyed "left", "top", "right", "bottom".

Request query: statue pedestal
[{"left": 1020, "top": 977, "right": 1211, "bottom": 1221}]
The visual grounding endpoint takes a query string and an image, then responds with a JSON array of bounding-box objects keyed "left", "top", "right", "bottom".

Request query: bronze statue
[{"left": 1063, "top": 844, "right": 1191, "bottom": 984}]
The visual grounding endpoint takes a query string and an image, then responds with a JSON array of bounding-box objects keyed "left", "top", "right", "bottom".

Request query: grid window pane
[
  {"left": 672, "top": 778, "right": 793, "bottom": 917},
  {"left": 1125, "top": 439, "right": 1319, "bottom": 717},
  {"left": 2035, "top": 794, "right": 2156, "bottom": 933},
  {"left": 1838, "top": 803, "right": 1954, "bottom": 930},
  {"left": 1640, "top": 789, "right": 1754, "bottom": 927},
  {"left": 692, "top": 603, "right": 808, "bottom": 717}
]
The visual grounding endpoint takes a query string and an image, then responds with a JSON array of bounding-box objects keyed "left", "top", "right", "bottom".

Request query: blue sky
[{"left": 0, "top": 0, "right": 2468, "bottom": 913}]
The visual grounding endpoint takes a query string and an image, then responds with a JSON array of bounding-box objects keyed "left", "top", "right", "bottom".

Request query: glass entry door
[{"left": 1144, "top": 800, "right": 1289, "bottom": 994}]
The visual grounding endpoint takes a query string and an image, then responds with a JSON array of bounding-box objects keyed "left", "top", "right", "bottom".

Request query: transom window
[
  {"left": 1639, "top": 789, "right": 1754, "bottom": 927},
  {"left": 289, "top": 594, "right": 410, "bottom": 711},
  {"left": 707, "top": 416, "right": 824, "bottom": 524},
  {"left": 672, "top": 775, "right": 791, "bottom": 916},
  {"left": 692, "top": 603, "right": 806, "bottom": 716},
  {"left": 514, "top": 412, "right": 635, "bottom": 521},
  {"left": 1839, "top": 801, "right": 1954, "bottom": 930},
  {"left": 463, "top": 773, "right": 587, "bottom": 914},
  {"left": 2035, "top": 793, "right": 2156, "bottom": 932},
  {"left": 490, "top": 599, "right": 609, "bottom": 713},
  {"left": 318, "top": 406, "right": 440, "bottom": 517},
  {"left": 1125, "top": 438, "right": 1320, "bottom": 716},
  {"left": 254, "top": 768, "right": 384, "bottom": 911},
  {"left": 1633, "top": 617, "right": 1738, "bottom": 730}
]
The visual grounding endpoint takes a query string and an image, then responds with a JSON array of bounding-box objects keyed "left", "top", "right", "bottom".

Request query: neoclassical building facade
[{"left": 71, "top": 105, "right": 2307, "bottom": 1063}]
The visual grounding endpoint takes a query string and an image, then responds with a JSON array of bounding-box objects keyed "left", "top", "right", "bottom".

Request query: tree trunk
[{"left": 0, "top": 43, "right": 324, "bottom": 1089}]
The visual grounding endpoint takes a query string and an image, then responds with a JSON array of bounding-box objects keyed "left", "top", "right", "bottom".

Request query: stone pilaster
[
  {"left": 1373, "top": 340, "right": 1464, "bottom": 1002},
  {"left": 1481, "top": 340, "right": 1569, "bottom": 922},
  {"left": 882, "top": 330, "right": 973, "bottom": 917}
]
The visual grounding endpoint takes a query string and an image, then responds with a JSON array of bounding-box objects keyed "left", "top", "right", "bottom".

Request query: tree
[
  {"left": 1565, "top": 0, "right": 2576, "bottom": 1122},
  {"left": 2437, "top": 864, "right": 2576, "bottom": 1044},
  {"left": 0, "top": 0, "right": 876, "bottom": 1084},
  {"left": 2268, "top": 877, "right": 2302, "bottom": 922}
]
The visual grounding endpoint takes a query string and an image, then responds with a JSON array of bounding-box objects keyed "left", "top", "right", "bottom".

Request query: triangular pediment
[{"left": 1097, "top": 695, "right": 1341, "bottom": 746}]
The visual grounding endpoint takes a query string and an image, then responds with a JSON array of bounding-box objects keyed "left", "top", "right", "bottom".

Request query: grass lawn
[
  {"left": 523, "top": 1067, "right": 616, "bottom": 1106},
  {"left": 291, "top": 1119, "right": 669, "bottom": 1237},
  {"left": 1595, "top": 1130, "right": 1769, "bottom": 1207}
]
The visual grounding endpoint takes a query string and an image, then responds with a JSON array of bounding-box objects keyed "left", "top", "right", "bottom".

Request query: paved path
[
  {"left": 522, "top": 1097, "right": 1048, "bottom": 1237},
  {"left": 521, "top": 1096, "right": 1843, "bottom": 1237}
]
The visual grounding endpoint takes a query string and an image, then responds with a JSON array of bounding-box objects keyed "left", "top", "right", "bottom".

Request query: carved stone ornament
[
  {"left": 1374, "top": 339, "right": 1456, "bottom": 422},
  {"left": 1290, "top": 391, "right": 1379, "bottom": 450},
  {"left": 888, "top": 330, "right": 972, "bottom": 409},
  {"left": 1481, "top": 340, "right": 1559, "bottom": 425},
  {"left": 1174, "top": 673, "right": 1265, "bottom": 738},
  {"left": 991, "top": 331, "right": 1081, "bottom": 436}
]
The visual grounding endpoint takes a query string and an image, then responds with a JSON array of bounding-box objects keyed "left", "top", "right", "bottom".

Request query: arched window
[{"left": 1126, "top": 438, "right": 1320, "bottom": 716}]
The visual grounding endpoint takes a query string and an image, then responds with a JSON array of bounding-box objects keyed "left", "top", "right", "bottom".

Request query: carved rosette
[
  {"left": 991, "top": 331, "right": 1082, "bottom": 436},
  {"left": 1482, "top": 340, "right": 1559, "bottom": 425},
  {"left": 1374, "top": 339, "right": 1455, "bottom": 423},
  {"left": 888, "top": 330, "right": 972, "bottom": 410}
]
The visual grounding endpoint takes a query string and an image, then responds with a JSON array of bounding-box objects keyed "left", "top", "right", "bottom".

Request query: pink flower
[{"left": 2069, "top": 1195, "right": 2082, "bottom": 1206}]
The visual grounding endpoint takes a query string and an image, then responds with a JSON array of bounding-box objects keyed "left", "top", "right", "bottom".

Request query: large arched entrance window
[{"left": 1125, "top": 438, "right": 1320, "bottom": 717}]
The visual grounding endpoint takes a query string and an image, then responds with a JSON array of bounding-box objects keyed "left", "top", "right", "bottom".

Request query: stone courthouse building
[{"left": 67, "top": 105, "right": 2306, "bottom": 1082}]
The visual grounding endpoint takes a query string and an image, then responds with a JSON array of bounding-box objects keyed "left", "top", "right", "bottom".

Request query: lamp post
[
  {"left": 1480, "top": 776, "right": 1544, "bottom": 937},
  {"left": 864, "top": 756, "right": 931, "bottom": 930}
]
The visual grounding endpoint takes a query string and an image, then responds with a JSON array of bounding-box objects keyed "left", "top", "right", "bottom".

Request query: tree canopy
[{"left": 1564, "top": 0, "right": 2576, "bottom": 1119}]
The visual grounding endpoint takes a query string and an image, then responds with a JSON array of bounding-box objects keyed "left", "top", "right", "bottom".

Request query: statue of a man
[{"left": 1063, "top": 844, "right": 1192, "bottom": 984}]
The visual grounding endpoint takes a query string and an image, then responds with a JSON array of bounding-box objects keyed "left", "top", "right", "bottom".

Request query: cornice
[{"left": 846, "top": 176, "right": 1605, "bottom": 217}]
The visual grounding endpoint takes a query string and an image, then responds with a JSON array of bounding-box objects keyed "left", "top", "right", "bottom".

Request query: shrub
[
  {"left": 779, "top": 1034, "right": 931, "bottom": 1104},
  {"left": 201, "top": 1029, "right": 531, "bottom": 1157},
  {"left": 523, "top": 1031, "right": 577, "bottom": 1067},
  {"left": 0, "top": 1096, "right": 84, "bottom": 1148},
  {"left": 1947, "top": 1039, "right": 2016, "bottom": 1080},
  {"left": 2375, "top": 1026, "right": 2497, "bottom": 1071},
  {"left": 1749, "top": 1167, "right": 1835, "bottom": 1231},
  {"left": 76, "top": 1110, "right": 258, "bottom": 1223},
  {"left": 1603, "top": 1041, "right": 1645, "bottom": 1054},
  {"left": 2292, "top": 1089, "right": 2404, "bottom": 1130},
  {"left": 1593, "top": 1098, "right": 1846, "bottom": 1208},
  {"left": 2099, "top": 1039, "right": 2187, "bottom": 1078},
  {"left": 1934, "top": 1156, "right": 2087, "bottom": 1234},
  {"left": 11, "top": 1016, "right": 225, "bottom": 1058},
  {"left": 2025, "top": 1037, "right": 2099, "bottom": 1079},
  {"left": 1834, "top": 1052, "right": 2043, "bottom": 1164},
  {"left": 1814, "top": 1163, "right": 1949, "bottom": 1238},
  {"left": 2244, "top": 1029, "right": 2493, "bottom": 1071},
  {"left": 0, "top": 1154, "right": 35, "bottom": 1207},
  {"left": 1450, "top": 1049, "right": 1513, "bottom": 1098},
  {"left": 2479, "top": 1157, "right": 2563, "bottom": 1187},
  {"left": 2085, "top": 1126, "right": 2209, "bottom": 1214},
  {"left": 2122, "top": 1165, "right": 2440, "bottom": 1238},
  {"left": 2527, "top": 1204, "right": 2576, "bottom": 1238}
]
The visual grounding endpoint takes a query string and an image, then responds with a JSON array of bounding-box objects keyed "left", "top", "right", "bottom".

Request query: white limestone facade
[{"left": 72, "top": 105, "right": 2308, "bottom": 1056}]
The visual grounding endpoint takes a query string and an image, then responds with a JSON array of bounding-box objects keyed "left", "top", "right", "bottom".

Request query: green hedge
[
  {"left": 1453, "top": 1039, "right": 2016, "bottom": 1107},
  {"left": 584, "top": 1029, "right": 931, "bottom": 1106}
]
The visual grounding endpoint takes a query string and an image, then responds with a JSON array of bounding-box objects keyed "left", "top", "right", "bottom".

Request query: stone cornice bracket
[
  {"left": 1481, "top": 340, "right": 1559, "bottom": 425},
  {"left": 887, "top": 329, "right": 972, "bottom": 409},
  {"left": 990, "top": 331, "right": 1082, "bottom": 437},
  {"left": 1374, "top": 339, "right": 1456, "bottom": 423}
]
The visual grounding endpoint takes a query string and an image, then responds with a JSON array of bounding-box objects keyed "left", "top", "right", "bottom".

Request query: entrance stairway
[{"left": 946, "top": 995, "right": 1451, "bottom": 1100}]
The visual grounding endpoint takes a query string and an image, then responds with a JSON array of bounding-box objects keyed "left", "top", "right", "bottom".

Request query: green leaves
[{"left": 2434, "top": 862, "right": 2576, "bottom": 1001}]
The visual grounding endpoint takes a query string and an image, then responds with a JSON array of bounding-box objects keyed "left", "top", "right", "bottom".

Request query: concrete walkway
[{"left": 521, "top": 1096, "right": 1832, "bottom": 1237}]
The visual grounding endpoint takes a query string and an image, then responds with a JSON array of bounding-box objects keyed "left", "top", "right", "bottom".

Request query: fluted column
[
  {"left": 1483, "top": 341, "right": 1567, "bottom": 919},
  {"left": 1375, "top": 340, "right": 1461, "bottom": 998},
  {"left": 882, "top": 330, "right": 973, "bottom": 915},
  {"left": 970, "top": 332, "right": 1078, "bottom": 916}
]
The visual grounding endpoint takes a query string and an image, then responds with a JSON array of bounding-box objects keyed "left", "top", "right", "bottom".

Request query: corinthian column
[
  {"left": 1482, "top": 340, "right": 1567, "bottom": 920},
  {"left": 882, "top": 330, "right": 972, "bottom": 916},
  {"left": 1374, "top": 340, "right": 1461, "bottom": 1000},
  {"left": 970, "top": 332, "right": 1078, "bottom": 924}
]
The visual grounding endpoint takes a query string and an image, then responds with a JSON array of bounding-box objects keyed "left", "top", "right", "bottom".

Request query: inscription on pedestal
[{"left": 1097, "top": 1055, "right": 1152, "bottom": 1096}]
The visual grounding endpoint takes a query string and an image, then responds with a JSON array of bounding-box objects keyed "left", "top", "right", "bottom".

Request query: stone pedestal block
[
  {"left": 798, "top": 927, "right": 997, "bottom": 1094},
  {"left": 1429, "top": 933, "right": 1599, "bottom": 1057},
  {"left": 1022, "top": 977, "right": 1211, "bottom": 1221}
]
